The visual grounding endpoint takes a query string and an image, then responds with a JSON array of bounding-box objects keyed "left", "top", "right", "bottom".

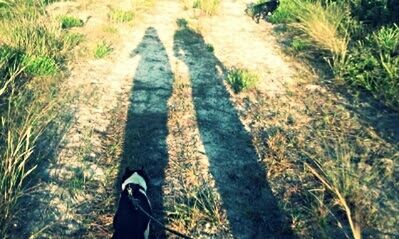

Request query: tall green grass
[{"left": 0, "top": 0, "right": 76, "bottom": 236}]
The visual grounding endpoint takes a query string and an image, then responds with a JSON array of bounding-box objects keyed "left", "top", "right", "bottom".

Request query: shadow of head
[
  {"left": 130, "top": 26, "right": 163, "bottom": 57},
  {"left": 177, "top": 18, "right": 188, "bottom": 28}
]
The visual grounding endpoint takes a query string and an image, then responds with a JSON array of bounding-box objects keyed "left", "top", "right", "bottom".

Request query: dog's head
[
  {"left": 114, "top": 168, "right": 151, "bottom": 239},
  {"left": 121, "top": 167, "right": 149, "bottom": 192}
]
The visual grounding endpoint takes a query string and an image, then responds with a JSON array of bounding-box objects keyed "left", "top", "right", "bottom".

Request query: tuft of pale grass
[
  {"left": 0, "top": 74, "right": 68, "bottom": 236},
  {"left": 292, "top": 0, "right": 349, "bottom": 59},
  {"left": 108, "top": 8, "right": 134, "bottom": 23},
  {"left": 0, "top": 8, "right": 64, "bottom": 60},
  {"left": 304, "top": 139, "right": 364, "bottom": 239}
]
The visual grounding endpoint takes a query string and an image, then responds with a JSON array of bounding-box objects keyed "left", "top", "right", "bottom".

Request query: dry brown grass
[
  {"left": 239, "top": 71, "right": 398, "bottom": 238},
  {"left": 163, "top": 67, "right": 230, "bottom": 237}
]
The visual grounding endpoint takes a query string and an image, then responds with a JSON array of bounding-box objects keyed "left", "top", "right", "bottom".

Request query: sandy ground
[{"left": 20, "top": 0, "right": 307, "bottom": 238}]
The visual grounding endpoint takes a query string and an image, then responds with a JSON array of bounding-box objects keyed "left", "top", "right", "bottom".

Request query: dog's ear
[
  {"left": 136, "top": 168, "right": 149, "bottom": 184},
  {"left": 121, "top": 167, "right": 133, "bottom": 182}
]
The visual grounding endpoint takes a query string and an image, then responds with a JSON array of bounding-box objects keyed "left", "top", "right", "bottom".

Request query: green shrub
[
  {"left": 94, "top": 41, "right": 113, "bottom": 58},
  {"left": 59, "top": 15, "right": 84, "bottom": 29},
  {"left": 23, "top": 55, "right": 58, "bottom": 76},
  {"left": 338, "top": 24, "right": 399, "bottom": 108},
  {"left": 226, "top": 67, "right": 259, "bottom": 93},
  {"left": 108, "top": 9, "right": 134, "bottom": 23}
]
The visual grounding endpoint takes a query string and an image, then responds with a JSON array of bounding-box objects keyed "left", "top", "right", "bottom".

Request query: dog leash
[{"left": 127, "top": 187, "right": 193, "bottom": 239}]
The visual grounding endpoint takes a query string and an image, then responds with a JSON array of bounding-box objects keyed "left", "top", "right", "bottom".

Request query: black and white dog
[
  {"left": 113, "top": 168, "right": 152, "bottom": 239},
  {"left": 245, "top": 0, "right": 280, "bottom": 23}
]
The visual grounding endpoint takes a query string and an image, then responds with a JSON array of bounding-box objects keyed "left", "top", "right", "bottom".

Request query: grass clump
[
  {"left": 294, "top": 0, "right": 349, "bottom": 59},
  {"left": 205, "top": 43, "right": 214, "bottom": 52},
  {"left": 108, "top": 8, "right": 134, "bottom": 23},
  {"left": 226, "top": 67, "right": 259, "bottom": 93},
  {"left": 167, "top": 179, "right": 227, "bottom": 236},
  {"left": 64, "top": 32, "right": 85, "bottom": 49},
  {"left": 59, "top": 15, "right": 84, "bottom": 29},
  {"left": 94, "top": 41, "right": 113, "bottom": 59},
  {"left": 0, "top": 48, "right": 66, "bottom": 236},
  {"left": 22, "top": 55, "right": 58, "bottom": 76}
]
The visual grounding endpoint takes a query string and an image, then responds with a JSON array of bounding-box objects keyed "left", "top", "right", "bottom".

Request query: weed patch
[
  {"left": 226, "top": 67, "right": 259, "bottom": 93},
  {"left": 23, "top": 55, "right": 58, "bottom": 76},
  {"left": 59, "top": 15, "right": 84, "bottom": 29},
  {"left": 337, "top": 24, "right": 399, "bottom": 108},
  {"left": 94, "top": 41, "right": 113, "bottom": 59}
]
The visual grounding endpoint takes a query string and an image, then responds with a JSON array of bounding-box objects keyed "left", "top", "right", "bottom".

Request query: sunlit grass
[{"left": 0, "top": 1, "right": 75, "bottom": 236}]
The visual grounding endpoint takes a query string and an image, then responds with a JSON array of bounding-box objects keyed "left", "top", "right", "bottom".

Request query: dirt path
[
  {"left": 199, "top": 0, "right": 296, "bottom": 95},
  {"left": 20, "top": 0, "right": 303, "bottom": 238}
]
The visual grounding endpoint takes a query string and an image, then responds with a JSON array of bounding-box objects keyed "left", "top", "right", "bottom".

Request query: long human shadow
[
  {"left": 173, "top": 20, "right": 295, "bottom": 238},
  {"left": 117, "top": 27, "right": 173, "bottom": 238}
]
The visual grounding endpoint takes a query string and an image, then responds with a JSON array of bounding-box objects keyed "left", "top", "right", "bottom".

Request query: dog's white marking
[
  {"left": 122, "top": 172, "right": 147, "bottom": 191},
  {"left": 144, "top": 222, "right": 150, "bottom": 239}
]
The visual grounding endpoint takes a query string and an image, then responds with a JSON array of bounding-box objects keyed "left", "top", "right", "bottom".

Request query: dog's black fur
[
  {"left": 113, "top": 168, "right": 151, "bottom": 239},
  {"left": 245, "top": 0, "right": 280, "bottom": 23}
]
